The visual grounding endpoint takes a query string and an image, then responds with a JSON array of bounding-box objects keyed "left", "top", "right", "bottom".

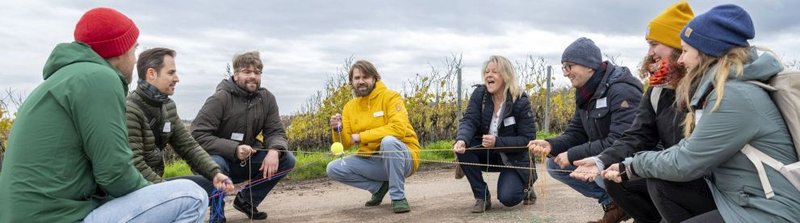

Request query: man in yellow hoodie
[{"left": 327, "top": 60, "right": 420, "bottom": 213}]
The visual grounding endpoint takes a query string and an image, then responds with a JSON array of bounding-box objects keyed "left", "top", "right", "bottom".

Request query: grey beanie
[{"left": 561, "top": 37, "right": 602, "bottom": 70}]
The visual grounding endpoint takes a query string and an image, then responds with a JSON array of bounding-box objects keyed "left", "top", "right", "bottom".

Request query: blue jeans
[
  {"left": 84, "top": 179, "right": 208, "bottom": 223},
  {"left": 211, "top": 150, "right": 296, "bottom": 206},
  {"left": 546, "top": 158, "right": 611, "bottom": 205},
  {"left": 326, "top": 136, "right": 414, "bottom": 200},
  {"left": 456, "top": 150, "right": 526, "bottom": 207},
  {"left": 168, "top": 175, "right": 215, "bottom": 198}
]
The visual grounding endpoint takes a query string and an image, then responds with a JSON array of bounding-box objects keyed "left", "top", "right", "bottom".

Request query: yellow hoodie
[{"left": 333, "top": 80, "right": 420, "bottom": 173}]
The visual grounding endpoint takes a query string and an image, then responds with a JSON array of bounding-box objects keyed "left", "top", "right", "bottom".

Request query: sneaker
[
  {"left": 365, "top": 181, "right": 389, "bottom": 206},
  {"left": 523, "top": 189, "right": 537, "bottom": 205},
  {"left": 233, "top": 196, "right": 267, "bottom": 220},
  {"left": 587, "top": 201, "right": 630, "bottom": 223},
  {"left": 471, "top": 197, "right": 491, "bottom": 213},
  {"left": 391, "top": 198, "right": 411, "bottom": 213}
]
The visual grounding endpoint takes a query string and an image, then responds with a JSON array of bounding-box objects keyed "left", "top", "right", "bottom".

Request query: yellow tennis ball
[{"left": 330, "top": 142, "right": 344, "bottom": 155}]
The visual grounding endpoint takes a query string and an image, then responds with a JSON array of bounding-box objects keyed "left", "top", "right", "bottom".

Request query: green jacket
[
  {"left": 126, "top": 88, "right": 221, "bottom": 183},
  {"left": 625, "top": 48, "right": 800, "bottom": 222},
  {"left": 0, "top": 42, "right": 150, "bottom": 222}
]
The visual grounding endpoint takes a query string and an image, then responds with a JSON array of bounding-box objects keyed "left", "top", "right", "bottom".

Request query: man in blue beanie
[{"left": 529, "top": 37, "right": 643, "bottom": 223}]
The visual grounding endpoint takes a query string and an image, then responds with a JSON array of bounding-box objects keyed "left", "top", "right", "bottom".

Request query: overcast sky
[{"left": 1, "top": 0, "right": 798, "bottom": 118}]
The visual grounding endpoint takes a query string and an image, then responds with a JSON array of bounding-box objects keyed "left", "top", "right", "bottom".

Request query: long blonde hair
[
  {"left": 676, "top": 47, "right": 749, "bottom": 137},
  {"left": 482, "top": 55, "right": 522, "bottom": 102}
]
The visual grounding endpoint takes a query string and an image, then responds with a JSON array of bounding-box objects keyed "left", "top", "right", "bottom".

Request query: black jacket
[
  {"left": 192, "top": 79, "right": 288, "bottom": 162},
  {"left": 547, "top": 62, "right": 643, "bottom": 163},
  {"left": 456, "top": 85, "right": 537, "bottom": 182},
  {"left": 597, "top": 87, "right": 684, "bottom": 166}
]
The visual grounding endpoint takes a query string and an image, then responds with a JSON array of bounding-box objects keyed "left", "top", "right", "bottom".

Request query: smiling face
[
  {"left": 677, "top": 41, "right": 701, "bottom": 70},
  {"left": 483, "top": 61, "right": 506, "bottom": 95},
  {"left": 351, "top": 68, "right": 376, "bottom": 97},
  {"left": 562, "top": 62, "right": 594, "bottom": 88},
  {"left": 233, "top": 65, "right": 262, "bottom": 92},
  {"left": 648, "top": 40, "right": 675, "bottom": 63},
  {"left": 147, "top": 55, "right": 179, "bottom": 95}
]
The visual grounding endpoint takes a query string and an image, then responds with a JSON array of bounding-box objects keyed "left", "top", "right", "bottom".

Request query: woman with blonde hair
[
  {"left": 611, "top": 4, "right": 800, "bottom": 222},
  {"left": 452, "top": 55, "right": 537, "bottom": 213}
]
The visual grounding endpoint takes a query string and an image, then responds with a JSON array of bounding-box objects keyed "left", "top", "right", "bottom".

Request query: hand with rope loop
[
  {"left": 212, "top": 173, "right": 235, "bottom": 193},
  {"left": 602, "top": 163, "right": 624, "bottom": 183},
  {"left": 527, "top": 139, "right": 551, "bottom": 158},
  {"left": 236, "top": 144, "right": 257, "bottom": 161},
  {"left": 452, "top": 140, "right": 466, "bottom": 154},
  {"left": 481, "top": 135, "right": 496, "bottom": 148}
]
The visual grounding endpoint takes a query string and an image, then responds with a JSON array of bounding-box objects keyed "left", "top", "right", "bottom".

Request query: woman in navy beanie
[{"left": 610, "top": 4, "right": 800, "bottom": 223}]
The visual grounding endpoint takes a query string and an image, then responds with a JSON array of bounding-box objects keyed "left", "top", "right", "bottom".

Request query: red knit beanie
[{"left": 74, "top": 7, "right": 139, "bottom": 58}]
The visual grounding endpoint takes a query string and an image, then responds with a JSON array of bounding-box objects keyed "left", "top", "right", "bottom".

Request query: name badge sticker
[
  {"left": 163, "top": 121, "right": 171, "bottom": 133},
  {"left": 596, "top": 97, "right": 608, "bottom": 109},
  {"left": 373, "top": 111, "right": 384, "bottom": 117},
  {"left": 231, "top": 133, "right": 244, "bottom": 141},
  {"left": 503, "top": 117, "right": 516, "bottom": 126}
]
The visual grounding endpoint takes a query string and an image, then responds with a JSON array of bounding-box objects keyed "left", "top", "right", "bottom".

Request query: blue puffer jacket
[
  {"left": 547, "top": 62, "right": 643, "bottom": 163},
  {"left": 456, "top": 85, "right": 537, "bottom": 183}
]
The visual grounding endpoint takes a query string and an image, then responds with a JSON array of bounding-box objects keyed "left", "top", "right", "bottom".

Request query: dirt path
[{"left": 217, "top": 165, "right": 629, "bottom": 223}]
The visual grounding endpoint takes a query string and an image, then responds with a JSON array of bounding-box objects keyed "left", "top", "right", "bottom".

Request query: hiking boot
[
  {"left": 523, "top": 189, "right": 537, "bottom": 205},
  {"left": 587, "top": 201, "right": 630, "bottom": 223},
  {"left": 471, "top": 197, "right": 491, "bottom": 213},
  {"left": 233, "top": 196, "right": 267, "bottom": 220},
  {"left": 365, "top": 181, "right": 389, "bottom": 206},
  {"left": 391, "top": 198, "right": 411, "bottom": 213}
]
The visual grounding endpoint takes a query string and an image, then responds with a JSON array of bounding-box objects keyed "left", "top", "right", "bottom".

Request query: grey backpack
[{"left": 741, "top": 68, "right": 800, "bottom": 199}]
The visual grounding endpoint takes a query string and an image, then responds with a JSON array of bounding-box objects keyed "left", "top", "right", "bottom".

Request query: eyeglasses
[
  {"left": 561, "top": 63, "right": 574, "bottom": 73},
  {"left": 238, "top": 69, "right": 262, "bottom": 75}
]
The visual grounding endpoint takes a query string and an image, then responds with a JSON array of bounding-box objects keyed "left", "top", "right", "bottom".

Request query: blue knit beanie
[
  {"left": 680, "top": 4, "right": 754, "bottom": 57},
  {"left": 562, "top": 37, "right": 602, "bottom": 70}
]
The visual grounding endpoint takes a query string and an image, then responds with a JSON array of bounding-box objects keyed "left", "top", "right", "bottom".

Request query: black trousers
[
  {"left": 647, "top": 178, "right": 716, "bottom": 223},
  {"left": 605, "top": 179, "right": 661, "bottom": 223}
]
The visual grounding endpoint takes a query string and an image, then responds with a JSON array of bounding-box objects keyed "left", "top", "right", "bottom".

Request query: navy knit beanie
[
  {"left": 680, "top": 4, "right": 754, "bottom": 57},
  {"left": 562, "top": 37, "right": 602, "bottom": 70}
]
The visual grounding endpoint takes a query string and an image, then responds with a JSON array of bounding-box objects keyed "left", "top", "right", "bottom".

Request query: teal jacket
[
  {"left": 0, "top": 42, "right": 150, "bottom": 222},
  {"left": 625, "top": 48, "right": 800, "bottom": 222}
]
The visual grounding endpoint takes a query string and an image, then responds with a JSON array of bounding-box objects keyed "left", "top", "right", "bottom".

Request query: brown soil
[{"left": 216, "top": 165, "right": 632, "bottom": 223}]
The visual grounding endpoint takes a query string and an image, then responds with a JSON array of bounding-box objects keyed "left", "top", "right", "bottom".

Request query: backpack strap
[
  {"left": 131, "top": 99, "right": 166, "bottom": 150},
  {"left": 650, "top": 86, "right": 663, "bottom": 113},
  {"left": 741, "top": 144, "right": 778, "bottom": 199}
]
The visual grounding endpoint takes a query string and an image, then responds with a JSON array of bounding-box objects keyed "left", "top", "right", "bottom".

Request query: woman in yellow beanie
[{"left": 570, "top": 2, "right": 713, "bottom": 223}]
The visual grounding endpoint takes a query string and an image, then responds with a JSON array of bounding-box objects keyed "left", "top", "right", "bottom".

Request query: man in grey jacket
[{"left": 192, "top": 51, "right": 296, "bottom": 220}]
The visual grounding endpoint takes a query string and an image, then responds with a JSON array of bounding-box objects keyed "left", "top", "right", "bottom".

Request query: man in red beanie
[{"left": 0, "top": 7, "right": 209, "bottom": 222}]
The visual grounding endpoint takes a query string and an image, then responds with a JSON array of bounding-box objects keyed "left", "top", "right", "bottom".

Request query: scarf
[{"left": 137, "top": 79, "right": 169, "bottom": 103}]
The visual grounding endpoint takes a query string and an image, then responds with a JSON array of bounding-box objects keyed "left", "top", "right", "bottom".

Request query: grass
[
  {"left": 162, "top": 131, "right": 559, "bottom": 181},
  {"left": 163, "top": 160, "right": 192, "bottom": 178}
]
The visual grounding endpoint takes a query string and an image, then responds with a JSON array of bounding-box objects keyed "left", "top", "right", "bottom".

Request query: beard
[
  {"left": 353, "top": 84, "right": 375, "bottom": 97},
  {"left": 235, "top": 78, "right": 260, "bottom": 92}
]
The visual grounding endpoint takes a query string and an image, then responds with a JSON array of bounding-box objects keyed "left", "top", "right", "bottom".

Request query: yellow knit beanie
[{"left": 647, "top": 1, "right": 694, "bottom": 49}]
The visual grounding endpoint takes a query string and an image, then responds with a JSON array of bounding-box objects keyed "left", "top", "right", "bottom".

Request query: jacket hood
[
  {"left": 42, "top": 42, "right": 117, "bottom": 80},
  {"left": 691, "top": 47, "right": 784, "bottom": 107},
  {"left": 216, "top": 78, "right": 263, "bottom": 98}
]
